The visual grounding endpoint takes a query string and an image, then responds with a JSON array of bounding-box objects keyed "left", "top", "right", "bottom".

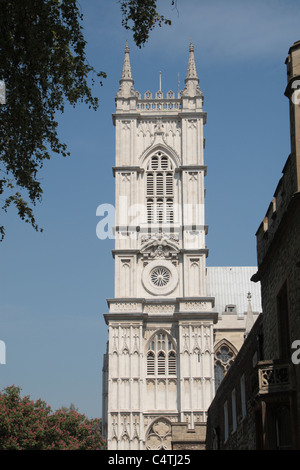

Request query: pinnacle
[
  {"left": 121, "top": 40, "right": 133, "bottom": 81},
  {"left": 116, "top": 41, "right": 136, "bottom": 99},
  {"left": 182, "top": 40, "right": 202, "bottom": 99},
  {"left": 244, "top": 292, "right": 254, "bottom": 339},
  {"left": 185, "top": 40, "right": 199, "bottom": 82}
]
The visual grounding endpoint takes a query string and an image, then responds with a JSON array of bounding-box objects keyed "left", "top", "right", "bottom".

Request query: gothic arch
[
  {"left": 143, "top": 149, "right": 178, "bottom": 226},
  {"left": 214, "top": 339, "right": 238, "bottom": 391},
  {"left": 145, "top": 328, "right": 177, "bottom": 353},
  {"left": 214, "top": 338, "right": 238, "bottom": 357},
  {"left": 146, "top": 329, "right": 177, "bottom": 377},
  {"left": 140, "top": 143, "right": 180, "bottom": 169}
]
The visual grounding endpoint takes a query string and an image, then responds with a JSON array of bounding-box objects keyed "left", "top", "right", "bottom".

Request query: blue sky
[{"left": 0, "top": 0, "right": 299, "bottom": 419}]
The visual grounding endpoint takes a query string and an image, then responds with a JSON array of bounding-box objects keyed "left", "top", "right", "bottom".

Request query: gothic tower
[{"left": 102, "top": 41, "right": 217, "bottom": 450}]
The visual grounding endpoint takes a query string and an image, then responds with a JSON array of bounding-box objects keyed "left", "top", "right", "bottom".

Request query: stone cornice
[
  {"left": 112, "top": 166, "right": 144, "bottom": 176},
  {"left": 180, "top": 248, "right": 209, "bottom": 257},
  {"left": 179, "top": 111, "right": 207, "bottom": 122},
  {"left": 111, "top": 249, "right": 139, "bottom": 258},
  {"left": 176, "top": 165, "right": 207, "bottom": 172},
  {"left": 105, "top": 297, "right": 217, "bottom": 324},
  {"left": 112, "top": 112, "right": 139, "bottom": 125}
]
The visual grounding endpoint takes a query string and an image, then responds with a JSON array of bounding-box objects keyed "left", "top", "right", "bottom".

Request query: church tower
[{"left": 102, "top": 41, "right": 217, "bottom": 450}]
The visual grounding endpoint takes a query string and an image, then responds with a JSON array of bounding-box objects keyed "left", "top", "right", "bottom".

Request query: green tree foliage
[
  {"left": 0, "top": 0, "right": 173, "bottom": 240},
  {"left": 0, "top": 0, "right": 106, "bottom": 240},
  {"left": 120, "top": 0, "right": 173, "bottom": 48},
  {"left": 0, "top": 385, "right": 106, "bottom": 450}
]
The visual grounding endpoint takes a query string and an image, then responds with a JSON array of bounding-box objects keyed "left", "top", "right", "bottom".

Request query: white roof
[{"left": 206, "top": 266, "right": 262, "bottom": 316}]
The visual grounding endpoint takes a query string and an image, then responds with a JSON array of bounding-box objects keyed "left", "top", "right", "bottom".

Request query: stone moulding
[
  {"left": 107, "top": 297, "right": 216, "bottom": 312},
  {"left": 144, "top": 304, "right": 175, "bottom": 314}
]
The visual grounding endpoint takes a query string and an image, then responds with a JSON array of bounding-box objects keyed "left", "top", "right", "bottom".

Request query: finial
[
  {"left": 125, "top": 39, "right": 129, "bottom": 53},
  {"left": 189, "top": 37, "right": 194, "bottom": 52}
]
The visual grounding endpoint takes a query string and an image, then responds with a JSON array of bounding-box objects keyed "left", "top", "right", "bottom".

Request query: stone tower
[{"left": 102, "top": 41, "right": 217, "bottom": 450}]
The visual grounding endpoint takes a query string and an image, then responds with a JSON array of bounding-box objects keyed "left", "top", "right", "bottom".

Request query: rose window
[
  {"left": 142, "top": 260, "right": 178, "bottom": 295},
  {"left": 150, "top": 267, "right": 171, "bottom": 287}
]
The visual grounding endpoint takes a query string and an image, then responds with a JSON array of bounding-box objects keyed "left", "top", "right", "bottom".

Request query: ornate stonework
[
  {"left": 102, "top": 41, "right": 216, "bottom": 451},
  {"left": 144, "top": 304, "right": 175, "bottom": 314},
  {"left": 146, "top": 419, "right": 172, "bottom": 450}
]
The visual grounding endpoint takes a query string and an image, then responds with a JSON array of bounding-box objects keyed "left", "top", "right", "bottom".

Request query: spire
[
  {"left": 121, "top": 40, "right": 133, "bottom": 81},
  {"left": 244, "top": 292, "right": 254, "bottom": 339},
  {"left": 182, "top": 40, "right": 202, "bottom": 98},
  {"left": 116, "top": 40, "right": 135, "bottom": 99},
  {"left": 185, "top": 40, "right": 199, "bottom": 82}
]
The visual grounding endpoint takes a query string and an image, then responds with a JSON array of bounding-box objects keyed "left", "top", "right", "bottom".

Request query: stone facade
[
  {"left": 102, "top": 41, "right": 217, "bottom": 451},
  {"left": 206, "top": 40, "right": 300, "bottom": 450},
  {"left": 102, "top": 42, "right": 262, "bottom": 450}
]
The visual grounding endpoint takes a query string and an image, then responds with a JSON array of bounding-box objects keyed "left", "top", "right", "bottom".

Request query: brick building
[{"left": 206, "top": 40, "right": 300, "bottom": 450}]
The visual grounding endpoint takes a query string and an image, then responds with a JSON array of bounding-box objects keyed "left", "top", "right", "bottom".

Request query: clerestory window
[{"left": 146, "top": 152, "right": 174, "bottom": 224}]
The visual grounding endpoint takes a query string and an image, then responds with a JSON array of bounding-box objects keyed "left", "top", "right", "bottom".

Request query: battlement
[
  {"left": 255, "top": 153, "right": 299, "bottom": 266},
  {"left": 136, "top": 89, "right": 182, "bottom": 113}
]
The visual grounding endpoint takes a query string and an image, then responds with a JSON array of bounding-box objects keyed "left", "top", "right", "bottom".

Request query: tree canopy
[
  {"left": 0, "top": 0, "right": 173, "bottom": 240},
  {"left": 120, "top": 0, "right": 173, "bottom": 48},
  {"left": 0, "top": 385, "right": 105, "bottom": 450}
]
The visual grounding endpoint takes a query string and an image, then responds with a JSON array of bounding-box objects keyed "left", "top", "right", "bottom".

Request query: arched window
[
  {"left": 157, "top": 351, "right": 166, "bottom": 375},
  {"left": 166, "top": 199, "right": 174, "bottom": 223},
  {"left": 156, "top": 173, "right": 164, "bottom": 196},
  {"left": 147, "top": 332, "right": 176, "bottom": 376},
  {"left": 214, "top": 342, "right": 236, "bottom": 391},
  {"left": 147, "top": 351, "right": 155, "bottom": 375},
  {"left": 147, "top": 199, "right": 154, "bottom": 223},
  {"left": 166, "top": 173, "right": 173, "bottom": 196},
  {"left": 146, "top": 152, "right": 175, "bottom": 225},
  {"left": 168, "top": 351, "right": 176, "bottom": 375},
  {"left": 151, "top": 156, "right": 158, "bottom": 170},
  {"left": 147, "top": 173, "right": 154, "bottom": 195},
  {"left": 161, "top": 156, "right": 168, "bottom": 170},
  {"left": 157, "top": 199, "right": 163, "bottom": 223}
]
